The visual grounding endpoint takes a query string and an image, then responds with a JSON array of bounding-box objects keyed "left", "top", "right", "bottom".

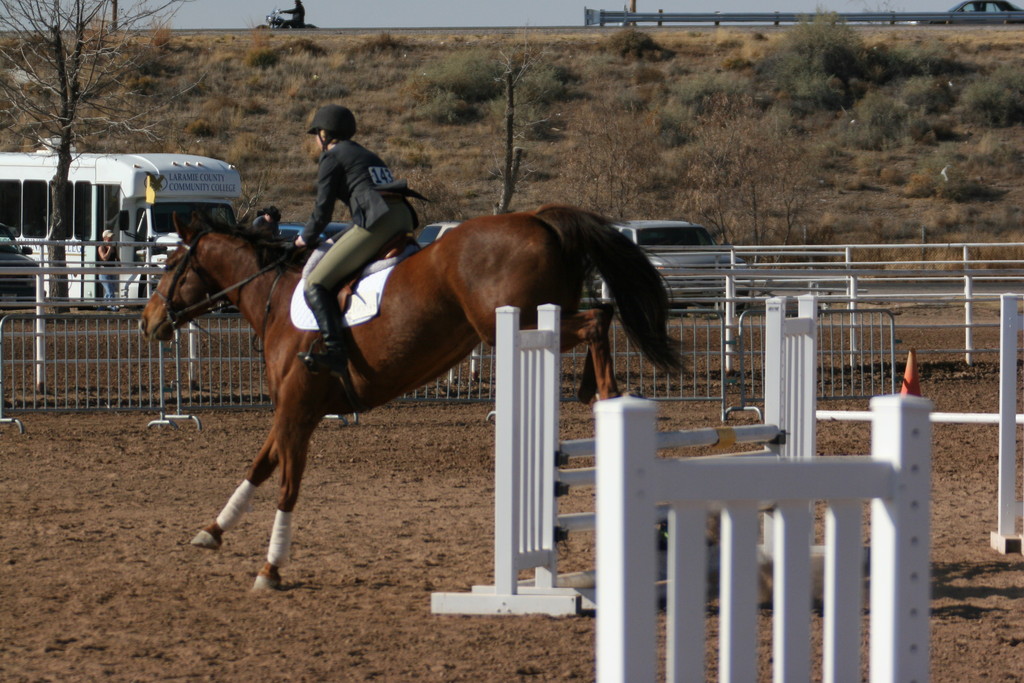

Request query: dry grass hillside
[{"left": 7, "top": 23, "right": 1024, "bottom": 246}]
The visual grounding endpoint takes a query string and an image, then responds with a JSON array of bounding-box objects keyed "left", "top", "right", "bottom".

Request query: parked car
[
  {"left": 611, "top": 220, "right": 757, "bottom": 306},
  {"left": 416, "top": 221, "right": 461, "bottom": 248},
  {"left": 276, "top": 221, "right": 352, "bottom": 242},
  {"left": 0, "top": 222, "right": 37, "bottom": 302},
  {"left": 939, "top": 0, "right": 1024, "bottom": 20},
  {"left": 949, "top": 0, "right": 1022, "bottom": 12}
]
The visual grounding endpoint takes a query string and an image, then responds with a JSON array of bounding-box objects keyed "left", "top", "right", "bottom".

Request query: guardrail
[{"left": 584, "top": 7, "right": 1024, "bottom": 26}]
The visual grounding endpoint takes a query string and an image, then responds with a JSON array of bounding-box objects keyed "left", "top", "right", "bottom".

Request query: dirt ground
[{"left": 3, "top": 336, "right": 1024, "bottom": 681}]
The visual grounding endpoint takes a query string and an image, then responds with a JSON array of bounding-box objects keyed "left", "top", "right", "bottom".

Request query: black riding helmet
[{"left": 307, "top": 104, "right": 356, "bottom": 141}]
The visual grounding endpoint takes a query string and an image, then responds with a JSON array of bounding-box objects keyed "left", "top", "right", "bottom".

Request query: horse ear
[{"left": 172, "top": 211, "right": 195, "bottom": 242}]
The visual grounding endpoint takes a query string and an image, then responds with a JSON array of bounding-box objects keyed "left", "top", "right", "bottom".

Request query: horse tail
[{"left": 533, "top": 204, "right": 682, "bottom": 372}]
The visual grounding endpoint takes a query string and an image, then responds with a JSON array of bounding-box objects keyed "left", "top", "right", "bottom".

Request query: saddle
[{"left": 333, "top": 231, "right": 418, "bottom": 315}]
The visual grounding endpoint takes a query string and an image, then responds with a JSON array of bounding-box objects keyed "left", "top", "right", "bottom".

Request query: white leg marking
[
  {"left": 215, "top": 480, "right": 257, "bottom": 531},
  {"left": 267, "top": 510, "right": 294, "bottom": 567}
]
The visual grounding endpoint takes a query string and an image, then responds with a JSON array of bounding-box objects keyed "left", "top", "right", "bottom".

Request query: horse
[{"left": 139, "top": 204, "right": 681, "bottom": 590}]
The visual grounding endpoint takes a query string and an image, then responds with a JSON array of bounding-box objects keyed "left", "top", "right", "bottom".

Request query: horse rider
[
  {"left": 294, "top": 104, "right": 425, "bottom": 376},
  {"left": 279, "top": 0, "right": 305, "bottom": 28}
]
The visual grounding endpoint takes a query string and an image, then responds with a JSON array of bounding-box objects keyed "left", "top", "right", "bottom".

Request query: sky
[{"left": 167, "top": 0, "right": 944, "bottom": 31}]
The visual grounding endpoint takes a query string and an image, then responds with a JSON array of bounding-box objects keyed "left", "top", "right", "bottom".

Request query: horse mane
[{"left": 190, "top": 213, "right": 306, "bottom": 271}]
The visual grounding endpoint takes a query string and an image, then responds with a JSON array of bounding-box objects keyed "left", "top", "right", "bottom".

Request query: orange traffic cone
[{"left": 901, "top": 349, "right": 921, "bottom": 396}]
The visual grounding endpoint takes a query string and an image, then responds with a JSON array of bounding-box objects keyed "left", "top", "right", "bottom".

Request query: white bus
[{"left": 0, "top": 151, "right": 241, "bottom": 300}]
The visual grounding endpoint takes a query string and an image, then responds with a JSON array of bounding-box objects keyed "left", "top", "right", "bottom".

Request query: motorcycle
[{"left": 265, "top": 8, "right": 316, "bottom": 29}]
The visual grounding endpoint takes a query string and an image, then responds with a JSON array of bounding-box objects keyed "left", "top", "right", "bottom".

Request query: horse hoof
[
  {"left": 252, "top": 574, "right": 281, "bottom": 591},
  {"left": 190, "top": 529, "right": 221, "bottom": 550}
]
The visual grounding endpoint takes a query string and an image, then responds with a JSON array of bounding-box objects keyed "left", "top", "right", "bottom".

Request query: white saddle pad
[
  {"left": 289, "top": 242, "right": 417, "bottom": 330},
  {"left": 290, "top": 269, "right": 393, "bottom": 330}
]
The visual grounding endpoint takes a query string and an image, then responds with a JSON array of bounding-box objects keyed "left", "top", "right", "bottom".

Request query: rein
[{"left": 157, "top": 228, "right": 289, "bottom": 334}]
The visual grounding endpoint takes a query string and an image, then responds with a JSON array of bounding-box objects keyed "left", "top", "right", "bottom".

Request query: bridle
[{"left": 155, "top": 228, "right": 288, "bottom": 332}]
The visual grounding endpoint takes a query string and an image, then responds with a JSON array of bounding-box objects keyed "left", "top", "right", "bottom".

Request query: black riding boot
[{"left": 298, "top": 284, "right": 349, "bottom": 376}]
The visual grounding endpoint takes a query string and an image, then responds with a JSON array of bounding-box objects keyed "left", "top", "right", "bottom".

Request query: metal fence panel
[
  {"left": 730, "top": 306, "right": 897, "bottom": 416},
  {"left": 0, "top": 313, "right": 271, "bottom": 426},
  {"left": 1, "top": 307, "right": 892, "bottom": 427}
]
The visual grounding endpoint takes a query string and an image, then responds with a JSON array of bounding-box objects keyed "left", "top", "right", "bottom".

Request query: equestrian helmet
[{"left": 308, "top": 104, "right": 356, "bottom": 141}]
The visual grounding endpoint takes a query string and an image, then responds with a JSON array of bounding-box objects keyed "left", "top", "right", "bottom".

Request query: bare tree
[
  {"left": 492, "top": 35, "right": 550, "bottom": 215},
  {"left": 557, "top": 102, "right": 662, "bottom": 220},
  {"left": 0, "top": 0, "right": 186, "bottom": 298},
  {"left": 680, "top": 94, "right": 817, "bottom": 246}
]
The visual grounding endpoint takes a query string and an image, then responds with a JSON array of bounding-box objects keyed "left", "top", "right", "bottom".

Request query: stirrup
[{"left": 297, "top": 343, "right": 347, "bottom": 377}]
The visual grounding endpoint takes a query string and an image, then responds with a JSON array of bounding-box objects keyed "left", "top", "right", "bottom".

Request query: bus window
[
  {"left": 151, "top": 202, "right": 237, "bottom": 236},
  {"left": 74, "top": 181, "right": 92, "bottom": 240},
  {"left": 22, "top": 180, "right": 47, "bottom": 238},
  {"left": 102, "top": 185, "right": 120, "bottom": 234},
  {"left": 0, "top": 180, "right": 20, "bottom": 230}
]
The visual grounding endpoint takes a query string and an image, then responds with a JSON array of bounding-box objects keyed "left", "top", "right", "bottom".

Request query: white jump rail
[
  {"left": 596, "top": 394, "right": 932, "bottom": 683},
  {"left": 819, "top": 292, "right": 1024, "bottom": 554},
  {"left": 431, "top": 297, "right": 818, "bottom": 616}
]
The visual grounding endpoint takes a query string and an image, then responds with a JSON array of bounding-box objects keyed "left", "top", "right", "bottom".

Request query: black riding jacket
[{"left": 302, "top": 140, "right": 421, "bottom": 245}]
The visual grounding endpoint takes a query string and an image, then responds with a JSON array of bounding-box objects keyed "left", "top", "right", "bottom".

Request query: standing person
[
  {"left": 252, "top": 205, "right": 281, "bottom": 236},
  {"left": 279, "top": 0, "right": 306, "bottom": 28},
  {"left": 294, "top": 103, "right": 425, "bottom": 376},
  {"left": 97, "top": 229, "right": 119, "bottom": 311}
]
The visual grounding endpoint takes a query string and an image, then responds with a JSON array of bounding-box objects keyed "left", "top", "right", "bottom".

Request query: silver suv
[{"left": 611, "top": 220, "right": 748, "bottom": 305}]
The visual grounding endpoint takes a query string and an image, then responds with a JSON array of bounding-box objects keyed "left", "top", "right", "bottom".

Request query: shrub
[
  {"left": 604, "top": 28, "right": 672, "bottom": 60},
  {"left": 961, "top": 66, "right": 1024, "bottom": 126},
  {"left": 150, "top": 24, "right": 173, "bottom": 51},
  {"left": 670, "top": 72, "right": 754, "bottom": 117},
  {"left": 759, "top": 15, "right": 864, "bottom": 111},
  {"left": 184, "top": 118, "right": 216, "bottom": 137},
  {"left": 419, "top": 90, "right": 481, "bottom": 125},
  {"left": 517, "top": 63, "right": 572, "bottom": 106},
  {"left": 901, "top": 76, "right": 956, "bottom": 115},
  {"left": 245, "top": 47, "right": 279, "bottom": 70},
  {"left": 281, "top": 38, "right": 326, "bottom": 57},
  {"left": 347, "top": 33, "right": 407, "bottom": 57},
  {"left": 842, "top": 91, "right": 908, "bottom": 150},
  {"left": 417, "top": 49, "right": 503, "bottom": 104},
  {"left": 904, "top": 160, "right": 1006, "bottom": 202},
  {"left": 226, "top": 132, "right": 263, "bottom": 165},
  {"left": 862, "top": 42, "right": 969, "bottom": 84}
]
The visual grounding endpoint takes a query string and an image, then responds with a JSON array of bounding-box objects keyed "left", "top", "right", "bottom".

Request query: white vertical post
[
  {"left": 534, "top": 303, "right": 560, "bottom": 589},
  {"left": 724, "top": 273, "right": 737, "bottom": 374},
  {"left": 720, "top": 502, "right": 759, "bottom": 683},
  {"left": 847, "top": 275, "right": 859, "bottom": 367},
  {"left": 964, "top": 265, "right": 974, "bottom": 366},
  {"left": 823, "top": 500, "right": 863, "bottom": 683},
  {"left": 493, "top": 306, "right": 521, "bottom": 596},
  {"left": 596, "top": 397, "right": 659, "bottom": 683},
  {"left": 667, "top": 505, "right": 707, "bottom": 683},
  {"left": 763, "top": 297, "right": 785, "bottom": 446},
  {"left": 772, "top": 500, "right": 812, "bottom": 683},
  {"left": 992, "top": 293, "right": 1022, "bottom": 552},
  {"left": 792, "top": 295, "right": 818, "bottom": 461},
  {"left": 869, "top": 395, "right": 932, "bottom": 683},
  {"left": 761, "top": 297, "right": 785, "bottom": 556},
  {"left": 32, "top": 270, "right": 46, "bottom": 391}
]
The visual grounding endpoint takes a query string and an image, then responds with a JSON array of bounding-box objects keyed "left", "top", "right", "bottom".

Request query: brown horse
[{"left": 139, "top": 204, "right": 680, "bottom": 590}]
